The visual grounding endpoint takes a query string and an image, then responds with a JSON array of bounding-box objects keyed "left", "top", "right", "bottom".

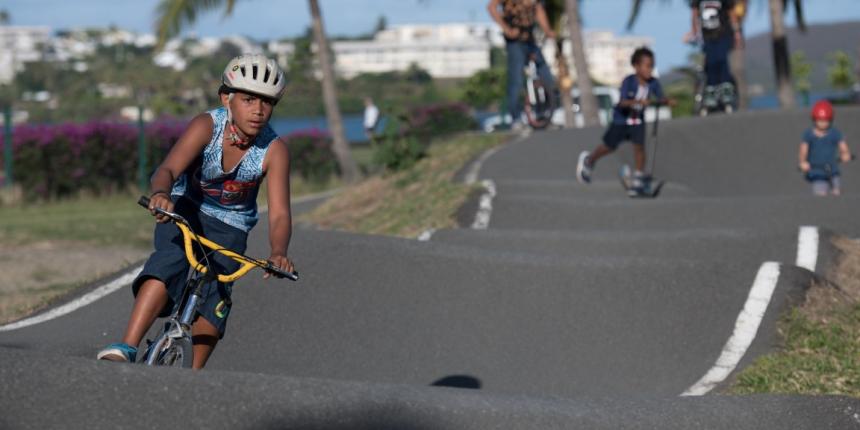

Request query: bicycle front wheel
[
  {"left": 146, "top": 332, "right": 194, "bottom": 368},
  {"left": 524, "top": 82, "right": 556, "bottom": 129}
]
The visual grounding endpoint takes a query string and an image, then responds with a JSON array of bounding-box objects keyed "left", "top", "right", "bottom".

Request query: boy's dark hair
[
  {"left": 218, "top": 84, "right": 233, "bottom": 96},
  {"left": 218, "top": 84, "right": 278, "bottom": 105},
  {"left": 631, "top": 47, "right": 655, "bottom": 66}
]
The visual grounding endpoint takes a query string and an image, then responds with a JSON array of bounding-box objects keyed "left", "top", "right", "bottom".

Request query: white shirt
[{"left": 363, "top": 104, "right": 379, "bottom": 129}]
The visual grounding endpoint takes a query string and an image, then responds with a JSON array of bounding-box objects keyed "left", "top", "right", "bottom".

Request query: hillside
[{"left": 744, "top": 20, "right": 860, "bottom": 93}]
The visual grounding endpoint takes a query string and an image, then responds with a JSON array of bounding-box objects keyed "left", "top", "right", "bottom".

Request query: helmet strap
[{"left": 225, "top": 95, "right": 251, "bottom": 149}]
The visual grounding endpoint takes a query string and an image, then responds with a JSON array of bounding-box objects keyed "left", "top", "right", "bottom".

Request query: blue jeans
[
  {"left": 506, "top": 39, "right": 556, "bottom": 121},
  {"left": 703, "top": 34, "right": 734, "bottom": 86}
]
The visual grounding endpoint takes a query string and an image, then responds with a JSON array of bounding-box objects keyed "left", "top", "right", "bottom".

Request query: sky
[{"left": 4, "top": 0, "right": 860, "bottom": 69}]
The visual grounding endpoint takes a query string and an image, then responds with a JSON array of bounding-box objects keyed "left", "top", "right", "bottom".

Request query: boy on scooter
[{"left": 575, "top": 47, "right": 673, "bottom": 195}]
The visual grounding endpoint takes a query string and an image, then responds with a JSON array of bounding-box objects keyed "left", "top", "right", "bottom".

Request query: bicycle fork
[
  {"left": 525, "top": 61, "right": 543, "bottom": 106},
  {"left": 143, "top": 275, "right": 208, "bottom": 365}
]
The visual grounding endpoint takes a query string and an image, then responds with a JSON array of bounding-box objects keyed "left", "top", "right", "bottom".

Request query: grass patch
[
  {"left": 0, "top": 281, "right": 82, "bottom": 325},
  {"left": 730, "top": 237, "right": 860, "bottom": 397},
  {"left": 0, "top": 193, "right": 154, "bottom": 247},
  {"left": 300, "top": 132, "right": 508, "bottom": 238}
]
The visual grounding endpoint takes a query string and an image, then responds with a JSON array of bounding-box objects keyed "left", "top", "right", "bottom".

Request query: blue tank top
[
  {"left": 804, "top": 127, "right": 844, "bottom": 178},
  {"left": 171, "top": 107, "right": 279, "bottom": 232}
]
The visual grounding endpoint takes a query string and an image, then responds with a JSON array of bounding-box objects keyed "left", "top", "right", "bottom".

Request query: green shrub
[
  {"left": 371, "top": 102, "right": 477, "bottom": 172},
  {"left": 373, "top": 136, "right": 425, "bottom": 171},
  {"left": 285, "top": 129, "right": 339, "bottom": 183}
]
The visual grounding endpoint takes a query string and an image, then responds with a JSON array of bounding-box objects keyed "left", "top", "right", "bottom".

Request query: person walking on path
[{"left": 363, "top": 97, "right": 380, "bottom": 141}]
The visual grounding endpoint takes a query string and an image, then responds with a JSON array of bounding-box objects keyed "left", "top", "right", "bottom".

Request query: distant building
[
  {"left": 332, "top": 23, "right": 501, "bottom": 79},
  {"left": 0, "top": 26, "right": 51, "bottom": 83},
  {"left": 543, "top": 30, "right": 655, "bottom": 87}
]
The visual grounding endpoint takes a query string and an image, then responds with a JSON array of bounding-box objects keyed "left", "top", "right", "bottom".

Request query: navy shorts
[
  {"left": 132, "top": 197, "right": 248, "bottom": 338},
  {"left": 603, "top": 124, "right": 646, "bottom": 149}
]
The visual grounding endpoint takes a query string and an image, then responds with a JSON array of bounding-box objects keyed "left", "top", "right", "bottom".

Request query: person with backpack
[{"left": 684, "top": 0, "right": 743, "bottom": 110}]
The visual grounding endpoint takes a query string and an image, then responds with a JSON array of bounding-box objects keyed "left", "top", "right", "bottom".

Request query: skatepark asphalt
[{"left": 2, "top": 108, "right": 860, "bottom": 428}]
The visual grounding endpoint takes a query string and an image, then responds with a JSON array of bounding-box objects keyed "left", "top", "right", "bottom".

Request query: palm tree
[
  {"left": 155, "top": 0, "right": 360, "bottom": 182},
  {"left": 768, "top": 0, "right": 805, "bottom": 109},
  {"left": 0, "top": 9, "right": 10, "bottom": 25},
  {"left": 543, "top": 0, "right": 575, "bottom": 128},
  {"left": 565, "top": 0, "right": 600, "bottom": 127}
]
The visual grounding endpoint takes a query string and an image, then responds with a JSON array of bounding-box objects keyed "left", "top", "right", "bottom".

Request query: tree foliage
[{"left": 827, "top": 51, "right": 856, "bottom": 91}]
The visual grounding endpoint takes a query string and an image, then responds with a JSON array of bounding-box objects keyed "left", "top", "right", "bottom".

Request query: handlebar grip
[
  {"left": 266, "top": 264, "right": 299, "bottom": 281},
  {"left": 138, "top": 196, "right": 150, "bottom": 208}
]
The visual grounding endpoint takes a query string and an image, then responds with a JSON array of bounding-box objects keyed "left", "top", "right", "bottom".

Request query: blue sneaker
[
  {"left": 576, "top": 151, "right": 593, "bottom": 184},
  {"left": 97, "top": 343, "right": 137, "bottom": 363}
]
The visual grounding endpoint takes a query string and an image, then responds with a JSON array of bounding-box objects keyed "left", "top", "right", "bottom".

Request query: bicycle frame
[
  {"left": 522, "top": 51, "right": 555, "bottom": 129},
  {"left": 525, "top": 57, "right": 543, "bottom": 107},
  {"left": 136, "top": 195, "right": 297, "bottom": 367}
]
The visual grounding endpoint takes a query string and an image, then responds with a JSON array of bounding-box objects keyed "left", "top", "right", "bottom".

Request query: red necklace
[{"left": 228, "top": 122, "right": 251, "bottom": 149}]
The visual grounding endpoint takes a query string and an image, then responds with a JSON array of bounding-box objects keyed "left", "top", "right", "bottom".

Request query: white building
[
  {"left": 332, "top": 23, "right": 500, "bottom": 79},
  {"left": 543, "top": 30, "right": 655, "bottom": 87},
  {"left": 0, "top": 26, "right": 51, "bottom": 83}
]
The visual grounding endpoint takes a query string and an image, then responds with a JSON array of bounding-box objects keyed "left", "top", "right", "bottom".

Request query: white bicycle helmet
[{"left": 222, "top": 54, "right": 286, "bottom": 101}]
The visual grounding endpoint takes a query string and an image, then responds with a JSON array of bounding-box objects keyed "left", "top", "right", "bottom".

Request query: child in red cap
[{"left": 799, "top": 100, "right": 852, "bottom": 196}]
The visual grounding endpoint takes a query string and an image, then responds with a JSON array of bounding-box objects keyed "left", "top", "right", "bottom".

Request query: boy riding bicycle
[
  {"left": 487, "top": 0, "right": 557, "bottom": 131},
  {"left": 98, "top": 54, "right": 295, "bottom": 369}
]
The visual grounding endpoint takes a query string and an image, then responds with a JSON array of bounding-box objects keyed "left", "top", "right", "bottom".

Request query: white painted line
[
  {"left": 417, "top": 229, "right": 435, "bottom": 242},
  {"left": 796, "top": 225, "right": 819, "bottom": 272},
  {"left": 0, "top": 265, "right": 143, "bottom": 332},
  {"left": 471, "top": 179, "right": 496, "bottom": 230},
  {"left": 464, "top": 146, "right": 504, "bottom": 185},
  {"left": 681, "top": 262, "right": 781, "bottom": 396}
]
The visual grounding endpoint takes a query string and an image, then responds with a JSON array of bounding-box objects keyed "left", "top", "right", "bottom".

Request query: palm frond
[
  {"left": 154, "top": 0, "right": 232, "bottom": 49},
  {"left": 626, "top": 0, "right": 645, "bottom": 30},
  {"left": 792, "top": 0, "right": 806, "bottom": 32}
]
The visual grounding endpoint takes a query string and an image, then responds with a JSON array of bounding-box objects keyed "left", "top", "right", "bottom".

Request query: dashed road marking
[
  {"left": 471, "top": 179, "right": 497, "bottom": 230},
  {"left": 796, "top": 225, "right": 819, "bottom": 272}
]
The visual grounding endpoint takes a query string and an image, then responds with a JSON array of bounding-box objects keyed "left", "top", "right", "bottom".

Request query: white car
[
  {"left": 555, "top": 86, "right": 672, "bottom": 128},
  {"left": 482, "top": 86, "right": 672, "bottom": 132}
]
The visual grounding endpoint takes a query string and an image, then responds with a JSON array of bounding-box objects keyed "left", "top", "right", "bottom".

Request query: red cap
[{"left": 811, "top": 100, "right": 834, "bottom": 121}]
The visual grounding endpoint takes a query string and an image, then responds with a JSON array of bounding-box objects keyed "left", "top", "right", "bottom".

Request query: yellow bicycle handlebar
[
  {"left": 174, "top": 222, "right": 268, "bottom": 283},
  {"left": 138, "top": 195, "right": 298, "bottom": 283}
]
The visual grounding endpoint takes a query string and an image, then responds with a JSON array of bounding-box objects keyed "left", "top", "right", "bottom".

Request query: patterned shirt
[
  {"left": 171, "top": 107, "right": 279, "bottom": 232},
  {"left": 501, "top": 0, "right": 544, "bottom": 42}
]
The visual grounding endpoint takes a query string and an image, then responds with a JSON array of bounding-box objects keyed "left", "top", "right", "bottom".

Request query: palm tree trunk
[
  {"left": 555, "top": 39, "right": 575, "bottom": 128},
  {"left": 730, "top": 38, "right": 748, "bottom": 110},
  {"left": 308, "top": 0, "right": 360, "bottom": 182},
  {"left": 768, "top": 0, "right": 795, "bottom": 109},
  {"left": 564, "top": 0, "right": 599, "bottom": 127}
]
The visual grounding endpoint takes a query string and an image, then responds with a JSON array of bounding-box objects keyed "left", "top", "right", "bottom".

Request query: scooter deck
[{"left": 618, "top": 164, "right": 664, "bottom": 198}]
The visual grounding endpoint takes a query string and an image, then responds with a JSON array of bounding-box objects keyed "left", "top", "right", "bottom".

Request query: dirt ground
[
  {"left": 802, "top": 236, "right": 860, "bottom": 323},
  {"left": 0, "top": 241, "right": 148, "bottom": 324}
]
